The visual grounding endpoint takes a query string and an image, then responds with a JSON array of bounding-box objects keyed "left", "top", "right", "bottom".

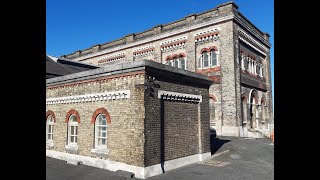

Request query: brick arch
[
  {"left": 209, "top": 94, "right": 217, "bottom": 102},
  {"left": 65, "top": 109, "right": 80, "bottom": 123},
  {"left": 46, "top": 110, "right": 56, "bottom": 123},
  {"left": 91, "top": 108, "right": 111, "bottom": 124},
  {"left": 208, "top": 46, "right": 218, "bottom": 52},
  {"left": 251, "top": 91, "right": 258, "bottom": 104},
  {"left": 178, "top": 52, "right": 186, "bottom": 57},
  {"left": 166, "top": 53, "right": 186, "bottom": 61},
  {"left": 200, "top": 46, "right": 218, "bottom": 54},
  {"left": 241, "top": 93, "right": 247, "bottom": 103}
]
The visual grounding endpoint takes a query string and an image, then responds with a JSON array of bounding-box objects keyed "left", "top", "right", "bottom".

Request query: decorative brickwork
[
  {"left": 65, "top": 109, "right": 80, "bottom": 123},
  {"left": 91, "top": 108, "right": 111, "bottom": 124},
  {"left": 46, "top": 110, "right": 56, "bottom": 123},
  {"left": 196, "top": 66, "right": 221, "bottom": 74}
]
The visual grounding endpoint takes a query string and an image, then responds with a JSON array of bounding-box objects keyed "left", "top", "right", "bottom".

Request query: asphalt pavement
[{"left": 46, "top": 137, "right": 274, "bottom": 180}]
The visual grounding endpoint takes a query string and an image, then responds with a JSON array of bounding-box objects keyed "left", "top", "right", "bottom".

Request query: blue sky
[{"left": 46, "top": 0, "right": 274, "bottom": 107}]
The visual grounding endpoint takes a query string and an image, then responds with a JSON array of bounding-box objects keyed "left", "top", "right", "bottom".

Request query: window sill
[
  {"left": 198, "top": 65, "right": 219, "bottom": 70},
  {"left": 65, "top": 144, "right": 78, "bottom": 154},
  {"left": 46, "top": 141, "right": 54, "bottom": 150},
  {"left": 91, "top": 148, "right": 109, "bottom": 159},
  {"left": 91, "top": 148, "right": 108, "bottom": 154}
]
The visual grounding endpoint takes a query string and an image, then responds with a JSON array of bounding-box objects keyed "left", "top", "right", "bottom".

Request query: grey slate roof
[{"left": 46, "top": 55, "right": 98, "bottom": 79}]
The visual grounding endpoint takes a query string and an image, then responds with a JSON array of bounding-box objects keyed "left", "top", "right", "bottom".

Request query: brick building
[
  {"left": 59, "top": 1, "right": 273, "bottom": 138},
  {"left": 46, "top": 1, "right": 273, "bottom": 178},
  {"left": 46, "top": 60, "right": 212, "bottom": 178}
]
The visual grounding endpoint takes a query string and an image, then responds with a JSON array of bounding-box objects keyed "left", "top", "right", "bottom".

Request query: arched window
[
  {"left": 202, "top": 51, "right": 209, "bottom": 68},
  {"left": 95, "top": 114, "right": 108, "bottom": 149},
  {"left": 174, "top": 57, "right": 179, "bottom": 68},
  {"left": 47, "top": 115, "right": 54, "bottom": 142},
  {"left": 68, "top": 115, "right": 78, "bottom": 145},
  {"left": 210, "top": 50, "right": 217, "bottom": 67},
  {"left": 180, "top": 57, "right": 186, "bottom": 70}
]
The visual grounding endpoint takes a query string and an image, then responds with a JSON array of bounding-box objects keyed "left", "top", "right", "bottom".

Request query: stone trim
[
  {"left": 157, "top": 90, "right": 202, "bottom": 103},
  {"left": 47, "top": 71, "right": 145, "bottom": 90},
  {"left": 133, "top": 45, "right": 155, "bottom": 57},
  {"left": 195, "top": 31, "right": 219, "bottom": 43},
  {"left": 47, "top": 90, "right": 131, "bottom": 106},
  {"left": 160, "top": 36, "right": 187, "bottom": 52},
  {"left": 238, "top": 28, "right": 267, "bottom": 54},
  {"left": 91, "top": 108, "right": 111, "bottom": 124},
  {"left": 65, "top": 144, "right": 79, "bottom": 154},
  {"left": 97, "top": 52, "right": 125, "bottom": 65},
  {"left": 46, "top": 141, "right": 54, "bottom": 150},
  {"left": 165, "top": 53, "right": 186, "bottom": 61},
  {"left": 65, "top": 109, "right": 81, "bottom": 123},
  {"left": 46, "top": 150, "right": 211, "bottom": 179},
  {"left": 46, "top": 110, "right": 56, "bottom": 123}
]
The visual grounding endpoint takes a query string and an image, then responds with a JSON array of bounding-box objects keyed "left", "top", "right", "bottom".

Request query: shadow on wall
[{"left": 210, "top": 128, "right": 230, "bottom": 155}]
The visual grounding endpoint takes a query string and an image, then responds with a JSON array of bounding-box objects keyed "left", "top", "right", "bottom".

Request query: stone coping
[{"left": 46, "top": 60, "right": 212, "bottom": 86}]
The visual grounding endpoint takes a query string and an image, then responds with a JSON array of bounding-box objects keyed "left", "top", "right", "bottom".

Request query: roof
[{"left": 46, "top": 55, "right": 98, "bottom": 79}]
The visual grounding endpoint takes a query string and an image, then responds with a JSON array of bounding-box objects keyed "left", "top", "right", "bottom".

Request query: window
[
  {"left": 95, "top": 114, "right": 108, "bottom": 149},
  {"left": 174, "top": 58, "right": 179, "bottom": 68},
  {"left": 201, "top": 49, "right": 218, "bottom": 68},
  {"left": 47, "top": 115, "right": 54, "bottom": 141},
  {"left": 210, "top": 50, "right": 217, "bottom": 66},
  {"left": 202, "top": 51, "right": 209, "bottom": 68},
  {"left": 180, "top": 57, "right": 186, "bottom": 70},
  {"left": 240, "top": 54, "right": 245, "bottom": 70},
  {"left": 68, "top": 114, "right": 78, "bottom": 145}
]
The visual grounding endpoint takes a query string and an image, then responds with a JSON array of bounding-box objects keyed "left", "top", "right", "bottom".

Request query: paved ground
[{"left": 46, "top": 137, "right": 274, "bottom": 180}]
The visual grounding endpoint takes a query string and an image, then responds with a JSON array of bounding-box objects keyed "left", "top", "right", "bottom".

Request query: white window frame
[
  {"left": 241, "top": 53, "right": 245, "bottom": 70},
  {"left": 200, "top": 50, "right": 219, "bottom": 69},
  {"left": 68, "top": 114, "right": 78, "bottom": 146},
  {"left": 47, "top": 115, "right": 54, "bottom": 142},
  {"left": 210, "top": 50, "right": 218, "bottom": 67},
  {"left": 46, "top": 115, "right": 55, "bottom": 149},
  {"left": 260, "top": 65, "right": 264, "bottom": 77},
  {"left": 94, "top": 114, "right": 108, "bottom": 150},
  {"left": 179, "top": 57, "right": 187, "bottom": 70},
  {"left": 167, "top": 57, "right": 187, "bottom": 70}
]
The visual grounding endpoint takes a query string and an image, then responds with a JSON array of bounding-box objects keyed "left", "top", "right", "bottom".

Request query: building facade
[
  {"left": 46, "top": 60, "right": 212, "bottom": 178},
  {"left": 60, "top": 1, "right": 274, "bottom": 137}
]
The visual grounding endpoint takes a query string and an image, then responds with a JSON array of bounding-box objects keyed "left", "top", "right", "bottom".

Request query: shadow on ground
[{"left": 210, "top": 128, "right": 230, "bottom": 155}]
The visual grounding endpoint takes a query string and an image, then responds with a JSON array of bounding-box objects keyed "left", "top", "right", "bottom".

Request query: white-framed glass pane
[
  {"left": 102, "top": 127, "right": 107, "bottom": 131},
  {"left": 98, "top": 138, "right": 102, "bottom": 145},
  {"left": 75, "top": 126, "right": 78, "bottom": 135},
  {"left": 102, "top": 132, "right": 106, "bottom": 138},
  {"left": 102, "top": 139, "right": 106, "bottom": 145},
  {"left": 174, "top": 59, "right": 179, "bottom": 67},
  {"left": 210, "top": 51, "right": 217, "bottom": 66},
  {"left": 75, "top": 136, "right": 77, "bottom": 143},
  {"left": 71, "top": 136, "right": 74, "bottom": 143},
  {"left": 101, "top": 119, "right": 106, "bottom": 125},
  {"left": 71, "top": 126, "right": 74, "bottom": 135},
  {"left": 48, "top": 125, "right": 52, "bottom": 133},
  {"left": 203, "top": 52, "right": 209, "bottom": 67},
  {"left": 180, "top": 58, "right": 185, "bottom": 70}
]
